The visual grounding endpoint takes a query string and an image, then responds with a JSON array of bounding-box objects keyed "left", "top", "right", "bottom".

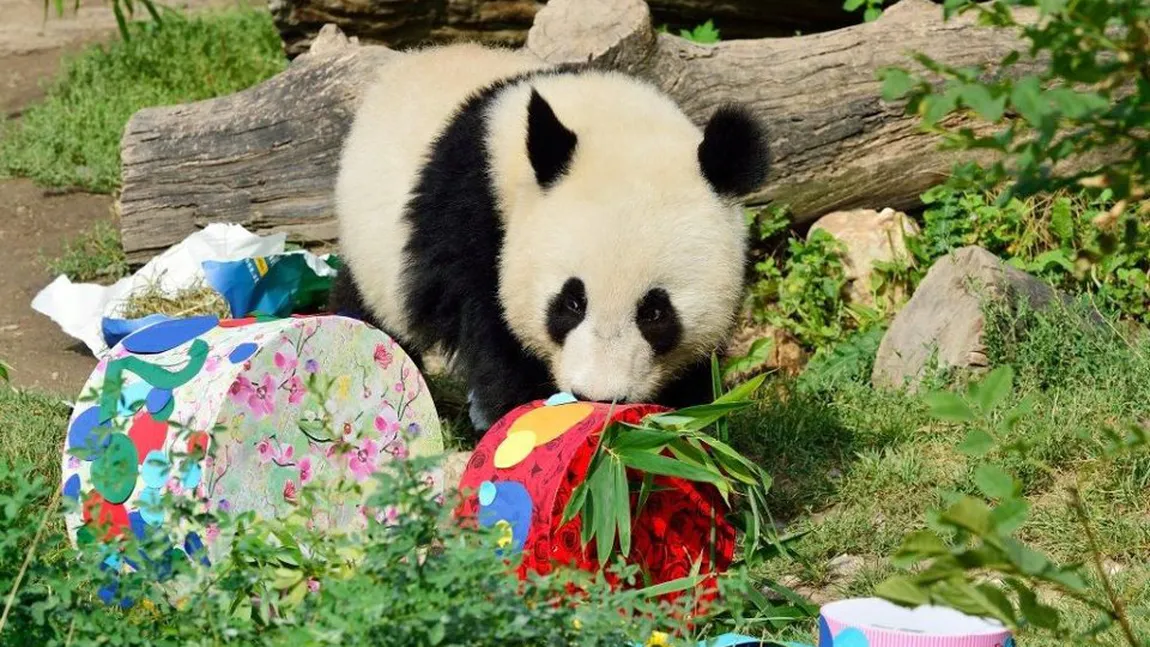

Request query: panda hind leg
[{"left": 328, "top": 265, "right": 425, "bottom": 370}]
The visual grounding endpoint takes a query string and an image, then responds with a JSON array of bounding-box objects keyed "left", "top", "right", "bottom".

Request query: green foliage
[
  {"left": 655, "top": 19, "right": 721, "bottom": 44},
  {"left": 795, "top": 326, "right": 886, "bottom": 394},
  {"left": 44, "top": 220, "right": 130, "bottom": 283},
  {"left": 0, "top": 452, "right": 723, "bottom": 645},
  {"left": 878, "top": 366, "right": 1148, "bottom": 645},
  {"left": 0, "top": 7, "right": 286, "bottom": 192},
  {"left": 842, "top": 0, "right": 886, "bottom": 22},
  {"left": 886, "top": 185, "right": 1150, "bottom": 324},
  {"left": 878, "top": 0, "right": 1149, "bottom": 209},
  {"left": 679, "top": 20, "right": 721, "bottom": 44},
  {"left": 745, "top": 213, "right": 855, "bottom": 350}
]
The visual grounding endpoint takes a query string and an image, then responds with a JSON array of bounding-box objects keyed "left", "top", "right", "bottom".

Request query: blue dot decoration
[
  {"left": 67, "top": 406, "right": 113, "bottom": 459},
  {"left": 121, "top": 315, "right": 219, "bottom": 355},
  {"left": 181, "top": 462, "right": 202, "bottom": 490},
  {"left": 818, "top": 616, "right": 834, "bottom": 647},
  {"left": 1005, "top": 638, "right": 1015, "bottom": 647},
  {"left": 545, "top": 392, "right": 577, "bottom": 406},
  {"left": 145, "top": 388, "right": 173, "bottom": 415},
  {"left": 834, "top": 628, "right": 869, "bottom": 647},
  {"left": 478, "top": 481, "right": 497, "bottom": 506},
  {"left": 117, "top": 381, "right": 152, "bottom": 417},
  {"left": 184, "top": 531, "right": 210, "bottom": 567},
  {"left": 228, "top": 342, "right": 258, "bottom": 364},
  {"left": 477, "top": 480, "right": 533, "bottom": 554},
  {"left": 141, "top": 450, "right": 171, "bottom": 489},
  {"left": 137, "top": 486, "right": 165, "bottom": 527},
  {"left": 62, "top": 474, "right": 82, "bottom": 500}
]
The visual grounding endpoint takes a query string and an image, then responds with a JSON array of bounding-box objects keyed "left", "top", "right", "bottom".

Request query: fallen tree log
[
  {"left": 270, "top": 0, "right": 857, "bottom": 59},
  {"left": 118, "top": 0, "right": 1038, "bottom": 262}
]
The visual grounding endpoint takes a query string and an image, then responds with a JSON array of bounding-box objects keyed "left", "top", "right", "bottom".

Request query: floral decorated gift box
[{"left": 60, "top": 314, "right": 444, "bottom": 594}]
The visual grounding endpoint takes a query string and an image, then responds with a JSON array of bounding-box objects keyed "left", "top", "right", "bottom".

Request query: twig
[
  {"left": 1068, "top": 483, "right": 1139, "bottom": 647},
  {"left": 0, "top": 490, "right": 61, "bottom": 635}
]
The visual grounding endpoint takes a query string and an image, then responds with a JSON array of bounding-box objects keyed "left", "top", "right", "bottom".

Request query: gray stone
[
  {"left": 809, "top": 207, "right": 920, "bottom": 308},
  {"left": 872, "top": 246, "right": 1059, "bottom": 390}
]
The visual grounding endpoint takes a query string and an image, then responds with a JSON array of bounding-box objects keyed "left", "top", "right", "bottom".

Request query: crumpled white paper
[{"left": 32, "top": 223, "right": 288, "bottom": 358}]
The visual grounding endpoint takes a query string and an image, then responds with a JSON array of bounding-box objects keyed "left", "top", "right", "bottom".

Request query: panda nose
[{"left": 572, "top": 391, "right": 628, "bottom": 405}]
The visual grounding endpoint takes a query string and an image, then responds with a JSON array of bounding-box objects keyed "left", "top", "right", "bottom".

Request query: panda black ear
[
  {"left": 698, "top": 104, "right": 769, "bottom": 198},
  {"left": 526, "top": 88, "right": 577, "bottom": 189}
]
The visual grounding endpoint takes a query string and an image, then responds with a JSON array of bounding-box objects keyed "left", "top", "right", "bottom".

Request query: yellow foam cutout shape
[
  {"left": 493, "top": 429, "right": 536, "bottom": 468},
  {"left": 508, "top": 402, "right": 594, "bottom": 445}
]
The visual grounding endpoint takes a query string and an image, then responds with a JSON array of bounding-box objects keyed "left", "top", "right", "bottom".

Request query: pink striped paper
[{"left": 821, "top": 598, "right": 1013, "bottom": 647}]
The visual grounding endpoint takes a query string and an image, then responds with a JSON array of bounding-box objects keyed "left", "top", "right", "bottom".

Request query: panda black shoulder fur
[{"left": 330, "top": 43, "right": 770, "bottom": 434}]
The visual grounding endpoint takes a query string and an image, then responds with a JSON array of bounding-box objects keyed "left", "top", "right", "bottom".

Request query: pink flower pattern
[
  {"left": 373, "top": 344, "right": 393, "bottom": 370},
  {"left": 348, "top": 438, "right": 380, "bottom": 482}
]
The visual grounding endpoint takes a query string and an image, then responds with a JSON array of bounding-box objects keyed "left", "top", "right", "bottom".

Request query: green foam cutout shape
[
  {"left": 90, "top": 435, "right": 139, "bottom": 504},
  {"left": 100, "top": 339, "right": 209, "bottom": 422}
]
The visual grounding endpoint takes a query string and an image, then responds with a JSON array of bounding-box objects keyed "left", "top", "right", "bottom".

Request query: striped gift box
[{"left": 818, "top": 598, "right": 1014, "bottom": 647}]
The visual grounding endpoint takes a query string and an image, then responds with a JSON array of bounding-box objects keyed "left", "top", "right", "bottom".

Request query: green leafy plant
[
  {"left": 878, "top": 0, "right": 1149, "bottom": 211},
  {"left": 877, "top": 366, "right": 1148, "bottom": 645},
  {"left": 680, "top": 19, "right": 721, "bottom": 44},
  {"left": 795, "top": 326, "right": 886, "bottom": 394},
  {"left": 879, "top": 185, "right": 1150, "bottom": 324},
  {"left": 843, "top": 0, "right": 887, "bottom": 22},
  {"left": 0, "top": 361, "right": 8, "bottom": 385},
  {"left": 655, "top": 19, "right": 721, "bottom": 44}
]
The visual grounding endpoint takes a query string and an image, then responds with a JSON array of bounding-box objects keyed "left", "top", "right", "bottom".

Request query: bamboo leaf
[
  {"left": 111, "top": 0, "right": 130, "bottom": 40},
  {"left": 638, "top": 573, "right": 707, "bottom": 598},
  {"left": 590, "top": 458, "right": 616, "bottom": 565},
  {"left": 616, "top": 448, "right": 728, "bottom": 492},
  {"left": 612, "top": 457, "right": 631, "bottom": 558}
]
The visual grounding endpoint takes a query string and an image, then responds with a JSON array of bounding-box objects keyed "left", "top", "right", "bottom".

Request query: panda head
[{"left": 489, "top": 72, "right": 769, "bottom": 404}]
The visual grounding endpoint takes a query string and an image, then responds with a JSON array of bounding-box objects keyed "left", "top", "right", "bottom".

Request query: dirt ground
[{"left": 0, "top": 0, "right": 228, "bottom": 394}]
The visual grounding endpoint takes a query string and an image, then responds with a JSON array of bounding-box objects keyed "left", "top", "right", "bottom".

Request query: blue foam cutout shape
[
  {"left": 1005, "top": 638, "right": 1015, "bottom": 647},
  {"left": 102, "top": 314, "right": 173, "bottom": 349},
  {"left": 141, "top": 451, "right": 171, "bottom": 490},
  {"left": 128, "top": 511, "right": 148, "bottom": 539},
  {"left": 184, "top": 531, "right": 210, "bottom": 566},
  {"left": 138, "top": 486, "right": 165, "bottom": 526},
  {"left": 477, "top": 480, "right": 533, "bottom": 553},
  {"left": 181, "top": 463, "right": 202, "bottom": 489},
  {"left": 228, "top": 342, "right": 258, "bottom": 364},
  {"left": 818, "top": 616, "right": 834, "bottom": 647},
  {"left": 121, "top": 315, "right": 219, "bottom": 355},
  {"left": 478, "top": 481, "right": 496, "bottom": 506},
  {"left": 545, "top": 392, "right": 577, "bottom": 406},
  {"left": 833, "top": 628, "right": 868, "bottom": 647},
  {"left": 67, "top": 406, "right": 113, "bottom": 459},
  {"left": 145, "top": 388, "right": 173, "bottom": 414},
  {"left": 62, "top": 474, "right": 81, "bottom": 500},
  {"left": 117, "top": 381, "right": 152, "bottom": 417}
]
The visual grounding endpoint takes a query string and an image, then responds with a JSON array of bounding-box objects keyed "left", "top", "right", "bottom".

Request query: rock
[
  {"left": 872, "top": 246, "right": 1060, "bottom": 390},
  {"left": 827, "top": 553, "right": 865, "bottom": 580},
  {"left": 306, "top": 23, "right": 358, "bottom": 58},
  {"left": 808, "top": 207, "right": 919, "bottom": 308}
]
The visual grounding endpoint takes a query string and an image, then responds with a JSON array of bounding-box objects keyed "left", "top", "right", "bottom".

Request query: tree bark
[
  {"left": 270, "top": 0, "right": 856, "bottom": 59},
  {"left": 117, "top": 0, "right": 1037, "bottom": 262}
]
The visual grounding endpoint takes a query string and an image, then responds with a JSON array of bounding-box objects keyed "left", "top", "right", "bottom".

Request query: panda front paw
[{"left": 467, "top": 390, "right": 496, "bottom": 432}]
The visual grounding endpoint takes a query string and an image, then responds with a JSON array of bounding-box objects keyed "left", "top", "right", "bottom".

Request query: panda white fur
[{"left": 330, "top": 43, "right": 769, "bottom": 434}]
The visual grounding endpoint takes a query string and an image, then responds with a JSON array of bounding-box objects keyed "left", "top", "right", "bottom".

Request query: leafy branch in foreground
[
  {"left": 878, "top": 0, "right": 1148, "bottom": 213},
  {"left": 876, "top": 366, "right": 1148, "bottom": 646}
]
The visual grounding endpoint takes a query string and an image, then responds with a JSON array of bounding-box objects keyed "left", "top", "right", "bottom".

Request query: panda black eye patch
[
  {"left": 546, "top": 277, "right": 587, "bottom": 345},
  {"left": 636, "top": 288, "right": 681, "bottom": 356}
]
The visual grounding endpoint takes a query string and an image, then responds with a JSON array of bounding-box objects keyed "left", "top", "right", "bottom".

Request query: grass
[
  {"left": 43, "top": 220, "right": 130, "bottom": 283},
  {"left": 728, "top": 297, "right": 1150, "bottom": 645},
  {"left": 0, "top": 5, "right": 285, "bottom": 193}
]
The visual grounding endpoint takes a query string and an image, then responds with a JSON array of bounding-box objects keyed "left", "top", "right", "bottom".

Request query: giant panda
[{"left": 330, "top": 43, "right": 770, "bottom": 434}]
